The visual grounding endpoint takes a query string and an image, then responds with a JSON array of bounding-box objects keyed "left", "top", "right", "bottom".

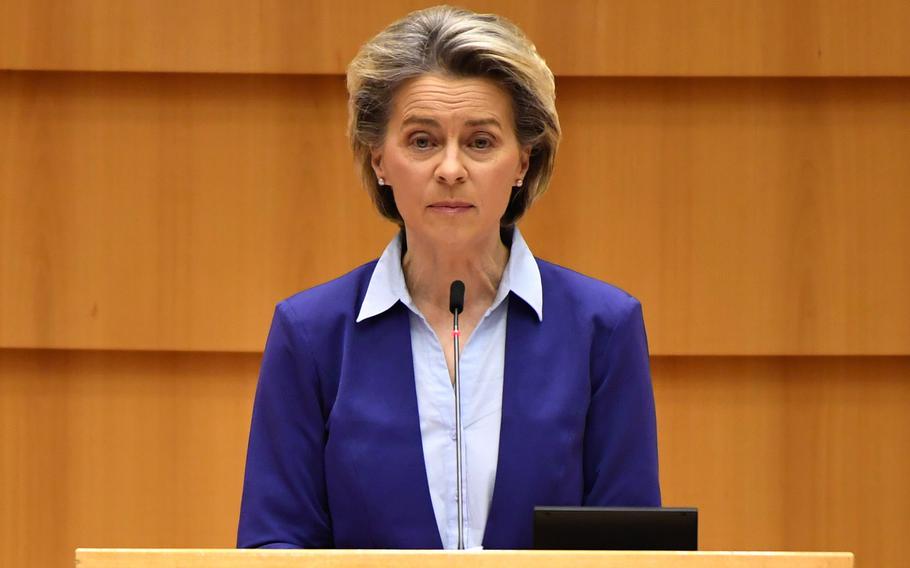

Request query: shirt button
[{"left": 450, "top": 431, "right": 457, "bottom": 440}]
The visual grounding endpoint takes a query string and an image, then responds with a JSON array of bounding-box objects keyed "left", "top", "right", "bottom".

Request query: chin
[{"left": 443, "top": 225, "right": 502, "bottom": 248}]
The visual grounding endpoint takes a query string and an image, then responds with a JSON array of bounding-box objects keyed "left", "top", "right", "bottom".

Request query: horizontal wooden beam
[{"left": 2, "top": 0, "right": 910, "bottom": 76}]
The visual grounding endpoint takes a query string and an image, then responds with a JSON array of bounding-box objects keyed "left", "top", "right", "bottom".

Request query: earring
[
  {"left": 516, "top": 179, "right": 523, "bottom": 187},
  {"left": 378, "top": 177, "right": 386, "bottom": 186}
]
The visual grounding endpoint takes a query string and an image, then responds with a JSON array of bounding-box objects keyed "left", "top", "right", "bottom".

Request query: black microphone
[
  {"left": 448, "top": 279, "right": 465, "bottom": 549},
  {"left": 449, "top": 280, "right": 465, "bottom": 315}
]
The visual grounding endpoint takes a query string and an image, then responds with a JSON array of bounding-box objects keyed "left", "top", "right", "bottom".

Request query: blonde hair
[{"left": 346, "top": 5, "right": 561, "bottom": 226}]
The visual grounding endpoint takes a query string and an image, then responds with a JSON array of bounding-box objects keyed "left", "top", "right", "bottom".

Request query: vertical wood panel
[
  {"left": 654, "top": 356, "right": 910, "bottom": 568},
  {"left": 0, "top": 350, "right": 259, "bottom": 567},
  {"left": 525, "top": 77, "right": 910, "bottom": 355},
  {"left": 0, "top": 71, "right": 392, "bottom": 352}
]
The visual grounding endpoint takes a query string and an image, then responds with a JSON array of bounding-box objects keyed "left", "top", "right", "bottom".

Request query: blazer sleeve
[
  {"left": 237, "top": 301, "right": 333, "bottom": 548},
  {"left": 582, "top": 298, "right": 662, "bottom": 506}
]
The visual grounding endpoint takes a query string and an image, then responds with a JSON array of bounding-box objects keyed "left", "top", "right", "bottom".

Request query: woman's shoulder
[
  {"left": 535, "top": 257, "right": 643, "bottom": 325},
  {"left": 277, "top": 260, "right": 379, "bottom": 325}
]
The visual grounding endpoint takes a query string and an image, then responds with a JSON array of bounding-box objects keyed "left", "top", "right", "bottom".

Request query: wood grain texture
[
  {"left": 1, "top": 351, "right": 905, "bottom": 567},
  {"left": 0, "top": 71, "right": 393, "bottom": 352},
  {"left": 0, "top": 349, "right": 259, "bottom": 568},
  {"left": 2, "top": 0, "right": 909, "bottom": 76},
  {"left": 74, "top": 548, "right": 854, "bottom": 568},
  {"left": 2, "top": 72, "right": 908, "bottom": 354},
  {"left": 652, "top": 356, "right": 910, "bottom": 568},
  {"left": 525, "top": 77, "right": 910, "bottom": 355}
]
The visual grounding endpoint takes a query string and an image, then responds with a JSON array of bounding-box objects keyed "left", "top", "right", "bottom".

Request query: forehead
[{"left": 390, "top": 74, "right": 514, "bottom": 125}]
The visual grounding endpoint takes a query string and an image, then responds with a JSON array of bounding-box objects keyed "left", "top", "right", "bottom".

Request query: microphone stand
[{"left": 449, "top": 280, "right": 466, "bottom": 550}]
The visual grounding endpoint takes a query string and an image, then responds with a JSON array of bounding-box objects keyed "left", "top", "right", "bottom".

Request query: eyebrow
[
  {"left": 400, "top": 116, "right": 503, "bottom": 129},
  {"left": 466, "top": 118, "right": 502, "bottom": 128}
]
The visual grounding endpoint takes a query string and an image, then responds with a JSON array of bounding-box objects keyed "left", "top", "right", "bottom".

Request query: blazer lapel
[
  {"left": 482, "top": 294, "right": 545, "bottom": 549},
  {"left": 350, "top": 302, "right": 443, "bottom": 548}
]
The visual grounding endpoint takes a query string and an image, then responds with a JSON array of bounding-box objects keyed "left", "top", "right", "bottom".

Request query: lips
[{"left": 428, "top": 201, "right": 474, "bottom": 213}]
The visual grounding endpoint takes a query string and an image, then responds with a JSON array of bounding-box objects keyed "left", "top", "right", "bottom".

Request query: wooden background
[{"left": 1, "top": 1, "right": 908, "bottom": 566}]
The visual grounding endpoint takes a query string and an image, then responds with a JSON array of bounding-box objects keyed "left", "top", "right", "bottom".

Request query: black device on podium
[{"left": 533, "top": 507, "right": 698, "bottom": 550}]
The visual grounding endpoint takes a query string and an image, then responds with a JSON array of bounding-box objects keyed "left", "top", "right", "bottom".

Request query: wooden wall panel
[
  {"left": 0, "top": 71, "right": 393, "bottom": 352},
  {"left": 2, "top": 72, "right": 908, "bottom": 354},
  {"left": 2, "top": 5, "right": 905, "bottom": 568},
  {"left": 0, "top": 349, "right": 259, "bottom": 568},
  {"left": 526, "top": 77, "right": 910, "bottom": 355},
  {"left": 1, "top": 351, "right": 906, "bottom": 567},
  {"left": 2, "top": 0, "right": 910, "bottom": 76},
  {"left": 653, "top": 356, "right": 910, "bottom": 568}
]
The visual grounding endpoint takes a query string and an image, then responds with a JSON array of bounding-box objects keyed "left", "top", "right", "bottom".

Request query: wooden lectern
[{"left": 75, "top": 549, "right": 854, "bottom": 567}]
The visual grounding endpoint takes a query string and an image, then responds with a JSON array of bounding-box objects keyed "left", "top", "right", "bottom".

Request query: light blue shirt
[{"left": 356, "top": 228, "right": 543, "bottom": 549}]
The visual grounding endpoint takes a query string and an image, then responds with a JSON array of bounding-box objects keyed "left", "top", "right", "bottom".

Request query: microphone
[
  {"left": 449, "top": 280, "right": 465, "bottom": 315},
  {"left": 449, "top": 280, "right": 465, "bottom": 549}
]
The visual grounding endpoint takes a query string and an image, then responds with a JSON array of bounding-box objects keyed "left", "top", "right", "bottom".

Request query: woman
[{"left": 237, "top": 6, "right": 660, "bottom": 550}]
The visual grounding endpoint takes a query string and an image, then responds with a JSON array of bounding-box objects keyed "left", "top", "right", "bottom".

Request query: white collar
[{"left": 356, "top": 227, "right": 543, "bottom": 323}]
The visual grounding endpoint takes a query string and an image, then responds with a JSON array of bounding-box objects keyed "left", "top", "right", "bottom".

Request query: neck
[{"left": 402, "top": 230, "right": 509, "bottom": 319}]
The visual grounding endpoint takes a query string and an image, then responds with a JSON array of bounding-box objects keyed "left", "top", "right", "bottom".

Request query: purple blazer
[{"left": 237, "top": 257, "right": 660, "bottom": 549}]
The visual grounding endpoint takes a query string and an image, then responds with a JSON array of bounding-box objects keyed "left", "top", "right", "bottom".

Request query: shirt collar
[{"left": 356, "top": 227, "right": 543, "bottom": 323}]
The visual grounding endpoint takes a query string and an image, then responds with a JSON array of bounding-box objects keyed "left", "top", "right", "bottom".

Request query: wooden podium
[{"left": 75, "top": 549, "right": 854, "bottom": 567}]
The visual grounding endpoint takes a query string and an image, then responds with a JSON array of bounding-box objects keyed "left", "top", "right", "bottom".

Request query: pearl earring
[
  {"left": 378, "top": 177, "right": 386, "bottom": 186},
  {"left": 516, "top": 179, "right": 523, "bottom": 187}
]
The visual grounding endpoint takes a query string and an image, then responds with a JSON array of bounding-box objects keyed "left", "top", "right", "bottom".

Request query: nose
[{"left": 434, "top": 144, "right": 467, "bottom": 186}]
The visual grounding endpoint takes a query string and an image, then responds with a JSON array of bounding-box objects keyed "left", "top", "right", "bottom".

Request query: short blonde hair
[{"left": 346, "top": 5, "right": 561, "bottom": 226}]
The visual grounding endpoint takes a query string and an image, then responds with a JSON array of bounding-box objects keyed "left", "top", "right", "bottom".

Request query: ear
[
  {"left": 370, "top": 147, "right": 385, "bottom": 181},
  {"left": 517, "top": 145, "right": 532, "bottom": 179}
]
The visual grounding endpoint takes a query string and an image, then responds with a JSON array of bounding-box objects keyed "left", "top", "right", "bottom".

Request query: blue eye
[
  {"left": 410, "top": 135, "right": 432, "bottom": 150},
  {"left": 471, "top": 137, "right": 493, "bottom": 150}
]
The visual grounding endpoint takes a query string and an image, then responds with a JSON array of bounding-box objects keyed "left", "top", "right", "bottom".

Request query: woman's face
[{"left": 371, "top": 74, "right": 530, "bottom": 250}]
